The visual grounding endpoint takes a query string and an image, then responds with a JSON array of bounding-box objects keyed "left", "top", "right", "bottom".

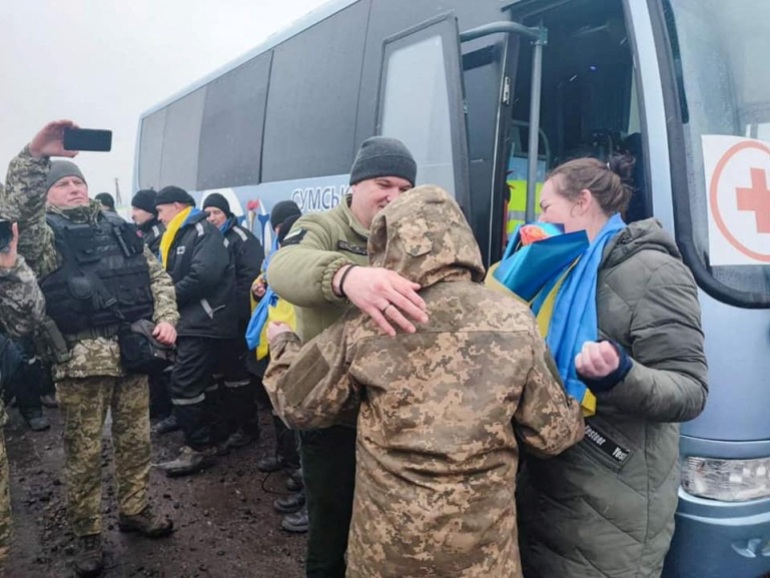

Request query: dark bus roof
[{"left": 139, "top": 0, "right": 358, "bottom": 118}]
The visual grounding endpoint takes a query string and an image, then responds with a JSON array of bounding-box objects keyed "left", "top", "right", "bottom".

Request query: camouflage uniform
[
  {"left": 265, "top": 186, "right": 585, "bottom": 578},
  {"left": 1, "top": 147, "right": 179, "bottom": 537},
  {"left": 0, "top": 249, "right": 47, "bottom": 562}
]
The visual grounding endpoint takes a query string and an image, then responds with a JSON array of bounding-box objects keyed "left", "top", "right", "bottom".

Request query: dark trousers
[
  {"left": 171, "top": 337, "right": 257, "bottom": 450},
  {"left": 10, "top": 337, "right": 43, "bottom": 419},
  {"left": 251, "top": 362, "right": 298, "bottom": 467},
  {"left": 170, "top": 337, "right": 218, "bottom": 450},
  {"left": 148, "top": 370, "right": 172, "bottom": 419},
  {"left": 210, "top": 337, "right": 258, "bottom": 441},
  {"left": 299, "top": 426, "right": 357, "bottom": 578},
  {"left": 274, "top": 414, "right": 300, "bottom": 468}
]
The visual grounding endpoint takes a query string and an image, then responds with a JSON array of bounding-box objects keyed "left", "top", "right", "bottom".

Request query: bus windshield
[{"left": 666, "top": 0, "right": 770, "bottom": 303}]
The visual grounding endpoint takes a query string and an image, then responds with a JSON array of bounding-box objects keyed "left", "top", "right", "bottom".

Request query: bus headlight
[{"left": 682, "top": 456, "right": 770, "bottom": 501}]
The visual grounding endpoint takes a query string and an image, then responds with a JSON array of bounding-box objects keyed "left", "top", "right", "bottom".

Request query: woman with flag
[{"left": 509, "top": 155, "right": 708, "bottom": 578}]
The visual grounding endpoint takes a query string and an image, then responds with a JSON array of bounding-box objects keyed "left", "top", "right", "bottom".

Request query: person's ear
[{"left": 576, "top": 188, "right": 593, "bottom": 214}]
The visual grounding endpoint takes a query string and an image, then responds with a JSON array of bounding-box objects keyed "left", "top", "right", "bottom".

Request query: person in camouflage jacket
[
  {"left": 264, "top": 186, "right": 585, "bottom": 578},
  {"left": 0, "top": 217, "right": 46, "bottom": 565},
  {"left": 0, "top": 120, "right": 179, "bottom": 577}
]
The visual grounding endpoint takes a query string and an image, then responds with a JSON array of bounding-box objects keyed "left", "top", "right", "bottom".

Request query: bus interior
[{"left": 504, "top": 0, "right": 649, "bottom": 230}]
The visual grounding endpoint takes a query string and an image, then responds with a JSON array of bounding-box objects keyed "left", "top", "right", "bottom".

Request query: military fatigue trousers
[
  {"left": 0, "top": 427, "right": 11, "bottom": 564},
  {"left": 57, "top": 374, "right": 151, "bottom": 537}
]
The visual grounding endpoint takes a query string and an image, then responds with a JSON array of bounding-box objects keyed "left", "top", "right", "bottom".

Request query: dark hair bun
[{"left": 609, "top": 153, "right": 636, "bottom": 185}]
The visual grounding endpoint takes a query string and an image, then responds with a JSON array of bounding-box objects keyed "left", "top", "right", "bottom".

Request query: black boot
[
  {"left": 158, "top": 446, "right": 216, "bottom": 477},
  {"left": 21, "top": 409, "right": 50, "bottom": 432},
  {"left": 281, "top": 507, "right": 308, "bottom": 533},
  {"left": 286, "top": 468, "right": 303, "bottom": 492},
  {"left": 118, "top": 505, "right": 174, "bottom": 538},
  {"left": 273, "top": 491, "right": 305, "bottom": 514},
  {"left": 152, "top": 414, "right": 179, "bottom": 435},
  {"left": 74, "top": 534, "right": 103, "bottom": 577},
  {"left": 257, "top": 455, "right": 287, "bottom": 473}
]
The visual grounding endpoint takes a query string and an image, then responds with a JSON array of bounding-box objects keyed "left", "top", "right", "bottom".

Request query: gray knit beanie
[
  {"left": 47, "top": 160, "right": 86, "bottom": 191},
  {"left": 349, "top": 137, "right": 416, "bottom": 187}
]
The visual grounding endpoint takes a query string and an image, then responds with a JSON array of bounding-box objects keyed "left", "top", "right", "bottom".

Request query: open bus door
[
  {"left": 375, "top": 11, "right": 548, "bottom": 263},
  {"left": 375, "top": 13, "right": 472, "bottom": 216}
]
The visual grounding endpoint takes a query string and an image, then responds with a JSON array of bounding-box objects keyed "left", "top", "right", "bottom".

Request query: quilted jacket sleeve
[{"left": 597, "top": 259, "right": 708, "bottom": 422}]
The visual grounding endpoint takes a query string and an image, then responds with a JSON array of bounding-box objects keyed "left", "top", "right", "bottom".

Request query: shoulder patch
[
  {"left": 195, "top": 222, "right": 205, "bottom": 237},
  {"left": 281, "top": 227, "right": 307, "bottom": 247},
  {"left": 337, "top": 240, "right": 367, "bottom": 256}
]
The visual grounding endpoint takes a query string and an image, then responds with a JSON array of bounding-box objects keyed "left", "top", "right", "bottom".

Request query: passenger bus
[{"left": 134, "top": 1, "right": 770, "bottom": 575}]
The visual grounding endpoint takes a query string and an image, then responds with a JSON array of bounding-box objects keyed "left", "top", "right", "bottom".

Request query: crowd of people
[{"left": 0, "top": 118, "right": 708, "bottom": 578}]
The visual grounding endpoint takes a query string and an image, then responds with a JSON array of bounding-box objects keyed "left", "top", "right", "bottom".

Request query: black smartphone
[
  {"left": 63, "top": 128, "right": 113, "bottom": 152},
  {"left": 0, "top": 220, "right": 12, "bottom": 253}
]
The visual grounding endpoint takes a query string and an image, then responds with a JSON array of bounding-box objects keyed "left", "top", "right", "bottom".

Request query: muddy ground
[{"left": 3, "top": 403, "right": 306, "bottom": 577}]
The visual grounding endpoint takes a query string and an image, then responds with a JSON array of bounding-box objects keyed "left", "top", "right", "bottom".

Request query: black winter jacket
[
  {"left": 222, "top": 217, "right": 264, "bottom": 323},
  {"left": 138, "top": 218, "right": 165, "bottom": 256},
  {"left": 163, "top": 211, "right": 237, "bottom": 339}
]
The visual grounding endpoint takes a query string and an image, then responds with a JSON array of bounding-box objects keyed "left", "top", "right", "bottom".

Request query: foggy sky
[{"left": 0, "top": 0, "right": 326, "bottom": 206}]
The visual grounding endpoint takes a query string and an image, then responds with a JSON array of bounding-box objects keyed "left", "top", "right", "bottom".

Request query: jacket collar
[
  {"left": 340, "top": 195, "right": 369, "bottom": 240},
  {"left": 47, "top": 200, "right": 103, "bottom": 225}
]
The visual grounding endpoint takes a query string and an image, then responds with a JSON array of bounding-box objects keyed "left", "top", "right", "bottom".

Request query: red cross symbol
[{"left": 736, "top": 168, "right": 770, "bottom": 234}]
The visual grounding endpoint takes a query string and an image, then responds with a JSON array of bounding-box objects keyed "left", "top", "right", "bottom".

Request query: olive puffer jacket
[{"left": 518, "top": 218, "right": 708, "bottom": 578}]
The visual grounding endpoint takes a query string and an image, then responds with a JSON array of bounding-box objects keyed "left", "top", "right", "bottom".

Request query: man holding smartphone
[{"left": 0, "top": 120, "right": 178, "bottom": 577}]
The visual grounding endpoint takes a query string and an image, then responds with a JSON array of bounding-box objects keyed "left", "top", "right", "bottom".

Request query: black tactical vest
[{"left": 41, "top": 213, "right": 155, "bottom": 335}]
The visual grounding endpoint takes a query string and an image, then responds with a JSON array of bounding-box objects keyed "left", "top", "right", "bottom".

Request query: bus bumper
[{"left": 664, "top": 488, "right": 770, "bottom": 578}]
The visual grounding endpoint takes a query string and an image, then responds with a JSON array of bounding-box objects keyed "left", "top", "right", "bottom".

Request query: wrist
[
  {"left": 332, "top": 264, "right": 353, "bottom": 297},
  {"left": 26, "top": 143, "right": 45, "bottom": 160},
  {"left": 335, "top": 265, "right": 358, "bottom": 298}
]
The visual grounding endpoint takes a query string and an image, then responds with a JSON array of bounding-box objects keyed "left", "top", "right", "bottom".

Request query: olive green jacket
[
  {"left": 518, "top": 219, "right": 708, "bottom": 578},
  {"left": 267, "top": 196, "right": 369, "bottom": 342}
]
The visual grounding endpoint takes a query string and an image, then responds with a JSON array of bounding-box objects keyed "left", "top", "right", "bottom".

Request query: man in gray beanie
[
  {"left": 267, "top": 136, "right": 428, "bottom": 577},
  {"left": 0, "top": 119, "right": 178, "bottom": 576}
]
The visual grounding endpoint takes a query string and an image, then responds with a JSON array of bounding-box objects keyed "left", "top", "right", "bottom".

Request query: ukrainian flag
[{"left": 488, "top": 223, "right": 597, "bottom": 414}]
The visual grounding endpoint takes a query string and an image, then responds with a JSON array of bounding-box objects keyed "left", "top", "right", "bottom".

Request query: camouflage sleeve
[
  {"left": 514, "top": 326, "right": 585, "bottom": 457},
  {"left": 0, "top": 147, "right": 58, "bottom": 278},
  {"left": 0, "top": 255, "right": 46, "bottom": 339},
  {"left": 144, "top": 246, "right": 179, "bottom": 326},
  {"left": 263, "top": 322, "right": 356, "bottom": 430}
]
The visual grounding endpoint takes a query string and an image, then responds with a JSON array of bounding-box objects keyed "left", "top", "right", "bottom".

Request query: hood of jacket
[
  {"left": 602, "top": 218, "right": 682, "bottom": 270},
  {"left": 368, "top": 185, "right": 485, "bottom": 288}
]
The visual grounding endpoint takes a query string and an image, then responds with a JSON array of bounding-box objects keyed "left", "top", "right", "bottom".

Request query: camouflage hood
[
  {"left": 47, "top": 199, "right": 103, "bottom": 225},
  {"left": 368, "top": 185, "right": 485, "bottom": 288}
]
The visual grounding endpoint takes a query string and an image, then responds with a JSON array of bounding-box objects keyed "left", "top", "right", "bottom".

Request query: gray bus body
[{"left": 135, "top": 1, "right": 770, "bottom": 575}]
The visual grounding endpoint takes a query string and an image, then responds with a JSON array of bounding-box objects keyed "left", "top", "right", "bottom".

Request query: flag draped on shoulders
[
  {"left": 489, "top": 214, "right": 626, "bottom": 414},
  {"left": 245, "top": 237, "right": 296, "bottom": 360}
]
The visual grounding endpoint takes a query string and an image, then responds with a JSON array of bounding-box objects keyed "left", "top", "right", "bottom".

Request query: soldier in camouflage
[
  {"left": 0, "top": 120, "right": 179, "bottom": 578},
  {"left": 0, "top": 218, "right": 47, "bottom": 565},
  {"left": 264, "top": 186, "right": 585, "bottom": 577}
]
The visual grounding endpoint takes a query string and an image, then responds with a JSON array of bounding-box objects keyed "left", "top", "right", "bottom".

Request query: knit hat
[
  {"left": 270, "top": 200, "right": 302, "bottom": 228},
  {"left": 202, "top": 192, "right": 231, "bottom": 217},
  {"left": 155, "top": 185, "right": 195, "bottom": 207},
  {"left": 349, "top": 137, "right": 416, "bottom": 187},
  {"left": 277, "top": 215, "right": 301, "bottom": 245},
  {"left": 94, "top": 192, "right": 115, "bottom": 210},
  {"left": 131, "top": 189, "right": 158, "bottom": 215},
  {"left": 46, "top": 160, "right": 86, "bottom": 191}
]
